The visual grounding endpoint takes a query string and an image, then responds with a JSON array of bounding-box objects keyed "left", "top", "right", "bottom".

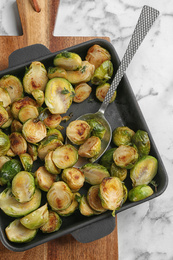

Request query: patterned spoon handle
[{"left": 98, "top": 5, "right": 159, "bottom": 114}]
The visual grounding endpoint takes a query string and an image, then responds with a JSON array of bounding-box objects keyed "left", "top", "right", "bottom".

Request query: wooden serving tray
[{"left": 0, "top": 1, "right": 118, "bottom": 259}]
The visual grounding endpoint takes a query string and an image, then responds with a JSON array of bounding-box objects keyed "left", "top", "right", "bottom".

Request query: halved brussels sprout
[
  {"left": 35, "top": 166, "right": 56, "bottom": 192},
  {"left": 20, "top": 203, "right": 49, "bottom": 229},
  {"left": 47, "top": 181, "right": 73, "bottom": 211},
  {"left": 87, "top": 118, "right": 106, "bottom": 140},
  {"left": 52, "top": 144, "right": 78, "bottom": 169},
  {"left": 81, "top": 163, "right": 110, "bottom": 185},
  {"left": 66, "top": 61, "right": 95, "bottom": 84},
  {"left": 40, "top": 210, "right": 62, "bottom": 233},
  {"left": 48, "top": 66, "right": 67, "bottom": 79},
  {"left": 12, "top": 171, "right": 35, "bottom": 203},
  {"left": 113, "top": 145, "right": 138, "bottom": 169},
  {"left": 78, "top": 195, "right": 96, "bottom": 216},
  {"left": 0, "top": 130, "right": 10, "bottom": 156},
  {"left": 0, "top": 105, "right": 8, "bottom": 127},
  {"left": 85, "top": 44, "right": 111, "bottom": 69},
  {"left": 23, "top": 61, "right": 48, "bottom": 94},
  {"left": 47, "top": 128, "right": 64, "bottom": 142},
  {"left": 78, "top": 136, "right": 101, "bottom": 159},
  {"left": 132, "top": 130, "right": 150, "bottom": 157},
  {"left": 128, "top": 184, "right": 154, "bottom": 202},
  {"left": 27, "top": 143, "right": 38, "bottom": 161},
  {"left": 11, "top": 96, "right": 37, "bottom": 119},
  {"left": 22, "top": 118, "right": 47, "bottom": 144},
  {"left": 99, "top": 177, "right": 124, "bottom": 210},
  {"left": 1, "top": 106, "right": 13, "bottom": 129},
  {"left": 5, "top": 219, "right": 37, "bottom": 243},
  {"left": 130, "top": 155, "right": 158, "bottom": 187},
  {"left": 0, "top": 155, "right": 10, "bottom": 170},
  {"left": 31, "top": 89, "right": 44, "bottom": 106},
  {"left": 66, "top": 120, "right": 91, "bottom": 145},
  {"left": 57, "top": 192, "right": 80, "bottom": 217},
  {"left": 9, "top": 132, "right": 27, "bottom": 155},
  {"left": 6, "top": 148, "right": 16, "bottom": 157},
  {"left": 0, "top": 158, "right": 22, "bottom": 186},
  {"left": 45, "top": 78, "right": 75, "bottom": 114},
  {"left": 110, "top": 163, "right": 127, "bottom": 181},
  {"left": 53, "top": 51, "right": 82, "bottom": 71},
  {"left": 0, "top": 75, "right": 23, "bottom": 103},
  {"left": 0, "top": 188, "right": 41, "bottom": 217},
  {"left": 91, "top": 60, "right": 113, "bottom": 85},
  {"left": 96, "top": 83, "right": 116, "bottom": 103},
  {"left": 73, "top": 83, "right": 92, "bottom": 103},
  {"left": 43, "top": 111, "right": 62, "bottom": 129},
  {"left": 18, "top": 105, "right": 39, "bottom": 123},
  {"left": 87, "top": 185, "right": 106, "bottom": 213},
  {"left": 99, "top": 147, "right": 117, "bottom": 171},
  {"left": 11, "top": 119, "right": 23, "bottom": 133},
  {"left": 19, "top": 153, "right": 33, "bottom": 172},
  {"left": 45, "top": 151, "right": 61, "bottom": 175},
  {"left": 112, "top": 126, "right": 135, "bottom": 146},
  {"left": 0, "top": 87, "right": 11, "bottom": 107},
  {"left": 38, "top": 134, "right": 63, "bottom": 160},
  {"left": 61, "top": 167, "right": 85, "bottom": 191}
]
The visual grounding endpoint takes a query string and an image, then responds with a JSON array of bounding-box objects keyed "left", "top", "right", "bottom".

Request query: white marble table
[{"left": 0, "top": 1, "right": 173, "bottom": 259}]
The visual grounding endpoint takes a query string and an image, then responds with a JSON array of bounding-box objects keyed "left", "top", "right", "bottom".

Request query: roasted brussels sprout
[
  {"left": 0, "top": 87, "right": 11, "bottom": 107},
  {"left": 96, "top": 83, "right": 116, "bottom": 103},
  {"left": 52, "top": 144, "right": 78, "bottom": 169},
  {"left": 45, "top": 151, "right": 61, "bottom": 175},
  {"left": 5, "top": 219, "right": 37, "bottom": 243},
  {"left": 27, "top": 143, "right": 38, "bottom": 161},
  {"left": 40, "top": 210, "right": 62, "bottom": 233},
  {"left": 66, "top": 120, "right": 91, "bottom": 145},
  {"left": 81, "top": 163, "right": 110, "bottom": 185},
  {"left": 99, "top": 177, "right": 124, "bottom": 210},
  {"left": 20, "top": 203, "right": 49, "bottom": 229},
  {"left": 130, "top": 155, "right": 158, "bottom": 187},
  {"left": 19, "top": 153, "right": 33, "bottom": 172},
  {"left": 91, "top": 60, "right": 113, "bottom": 85},
  {"left": 0, "top": 130, "right": 10, "bottom": 156},
  {"left": 112, "top": 126, "right": 135, "bottom": 146},
  {"left": 47, "top": 181, "right": 73, "bottom": 211},
  {"left": 132, "top": 130, "right": 150, "bottom": 157},
  {"left": 78, "top": 136, "right": 101, "bottom": 159},
  {"left": 78, "top": 195, "right": 96, "bottom": 216},
  {"left": 87, "top": 118, "right": 106, "bottom": 140},
  {"left": 0, "top": 75, "right": 23, "bottom": 103},
  {"left": 11, "top": 96, "right": 37, "bottom": 119},
  {"left": 31, "top": 89, "right": 44, "bottom": 106},
  {"left": 61, "top": 167, "right": 85, "bottom": 191},
  {"left": 47, "top": 128, "right": 64, "bottom": 142},
  {"left": 99, "top": 148, "right": 116, "bottom": 171},
  {"left": 9, "top": 132, "right": 27, "bottom": 155},
  {"left": 11, "top": 119, "right": 23, "bottom": 133},
  {"left": 38, "top": 134, "right": 63, "bottom": 160},
  {"left": 43, "top": 111, "right": 62, "bottom": 129},
  {"left": 73, "top": 83, "right": 92, "bottom": 103},
  {"left": 57, "top": 192, "right": 80, "bottom": 217},
  {"left": 0, "top": 105, "right": 8, "bottom": 127},
  {"left": 66, "top": 61, "right": 95, "bottom": 84},
  {"left": 53, "top": 51, "right": 82, "bottom": 70},
  {"left": 48, "top": 66, "right": 67, "bottom": 79},
  {"left": 0, "top": 159, "right": 22, "bottom": 186},
  {"left": 1, "top": 106, "right": 13, "bottom": 129},
  {"left": 0, "top": 155, "right": 10, "bottom": 170},
  {"left": 6, "top": 148, "right": 16, "bottom": 157},
  {"left": 18, "top": 105, "right": 39, "bottom": 123},
  {"left": 87, "top": 185, "right": 106, "bottom": 213},
  {"left": 45, "top": 78, "right": 75, "bottom": 114},
  {"left": 23, "top": 61, "right": 48, "bottom": 94},
  {"left": 110, "top": 163, "right": 127, "bottom": 181},
  {"left": 113, "top": 145, "right": 138, "bottom": 169},
  {"left": 85, "top": 44, "right": 111, "bottom": 69},
  {"left": 0, "top": 188, "right": 41, "bottom": 217},
  {"left": 22, "top": 118, "right": 47, "bottom": 144},
  {"left": 35, "top": 166, "right": 56, "bottom": 192},
  {"left": 128, "top": 184, "right": 154, "bottom": 202},
  {"left": 12, "top": 171, "right": 35, "bottom": 203}
]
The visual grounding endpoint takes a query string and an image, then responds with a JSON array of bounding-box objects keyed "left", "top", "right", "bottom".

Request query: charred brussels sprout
[
  {"left": 66, "top": 120, "right": 91, "bottom": 145},
  {"left": 0, "top": 87, "right": 11, "bottom": 107},
  {"left": 11, "top": 119, "right": 23, "bottom": 133},
  {"left": 19, "top": 153, "right": 33, "bottom": 172},
  {"left": 40, "top": 210, "right": 62, "bottom": 233},
  {"left": 99, "top": 147, "right": 117, "bottom": 171},
  {"left": 87, "top": 185, "right": 106, "bottom": 213},
  {"left": 128, "top": 185, "right": 154, "bottom": 202},
  {"left": 81, "top": 163, "right": 110, "bottom": 185},
  {"left": 27, "top": 143, "right": 38, "bottom": 161},
  {"left": 112, "top": 126, "right": 135, "bottom": 146},
  {"left": 78, "top": 195, "right": 96, "bottom": 216},
  {"left": 45, "top": 78, "right": 75, "bottom": 114},
  {"left": 35, "top": 166, "right": 56, "bottom": 192},
  {"left": 87, "top": 118, "right": 106, "bottom": 140},
  {"left": 47, "top": 128, "right": 64, "bottom": 142},
  {"left": 0, "top": 105, "right": 8, "bottom": 127},
  {"left": 110, "top": 163, "right": 127, "bottom": 181},
  {"left": 0, "top": 159, "right": 22, "bottom": 186},
  {"left": 48, "top": 66, "right": 67, "bottom": 79},
  {"left": 23, "top": 61, "right": 48, "bottom": 94},
  {"left": 9, "top": 132, "right": 27, "bottom": 155},
  {"left": 130, "top": 155, "right": 158, "bottom": 187},
  {"left": 53, "top": 51, "right": 82, "bottom": 71},
  {"left": 73, "top": 83, "right": 92, "bottom": 103},
  {"left": 45, "top": 151, "right": 61, "bottom": 175},
  {"left": 1, "top": 106, "right": 13, "bottom": 129},
  {"left": 61, "top": 167, "right": 85, "bottom": 191},
  {"left": 96, "top": 83, "right": 116, "bottom": 103},
  {"left": 18, "top": 105, "right": 39, "bottom": 123},
  {"left": 132, "top": 130, "right": 150, "bottom": 157},
  {"left": 113, "top": 145, "right": 138, "bottom": 169},
  {"left": 12, "top": 171, "right": 35, "bottom": 203},
  {"left": 11, "top": 96, "right": 37, "bottom": 119},
  {"left": 78, "top": 136, "right": 101, "bottom": 159},
  {"left": 91, "top": 60, "right": 113, "bottom": 85},
  {"left": 57, "top": 192, "right": 80, "bottom": 217},
  {"left": 5, "top": 219, "right": 37, "bottom": 243}
]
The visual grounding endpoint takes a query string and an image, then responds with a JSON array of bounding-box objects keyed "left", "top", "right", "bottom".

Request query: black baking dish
[{"left": 0, "top": 39, "right": 168, "bottom": 251}]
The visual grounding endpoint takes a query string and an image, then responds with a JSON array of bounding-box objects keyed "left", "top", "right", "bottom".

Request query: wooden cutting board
[{"left": 0, "top": 1, "right": 118, "bottom": 259}]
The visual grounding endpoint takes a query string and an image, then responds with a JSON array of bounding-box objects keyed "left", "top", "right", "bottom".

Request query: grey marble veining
[{"left": 0, "top": 1, "right": 173, "bottom": 259}]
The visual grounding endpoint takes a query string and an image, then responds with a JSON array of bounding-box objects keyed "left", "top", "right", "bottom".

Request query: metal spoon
[{"left": 68, "top": 5, "right": 159, "bottom": 168}]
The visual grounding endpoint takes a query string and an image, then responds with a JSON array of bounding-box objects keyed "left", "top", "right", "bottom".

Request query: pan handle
[
  {"left": 8, "top": 44, "right": 51, "bottom": 68},
  {"left": 71, "top": 215, "right": 115, "bottom": 243}
]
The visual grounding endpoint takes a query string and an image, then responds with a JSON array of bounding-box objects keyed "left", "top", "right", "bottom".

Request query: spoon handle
[{"left": 98, "top": 5, "right": 159, "bottom": 114}]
